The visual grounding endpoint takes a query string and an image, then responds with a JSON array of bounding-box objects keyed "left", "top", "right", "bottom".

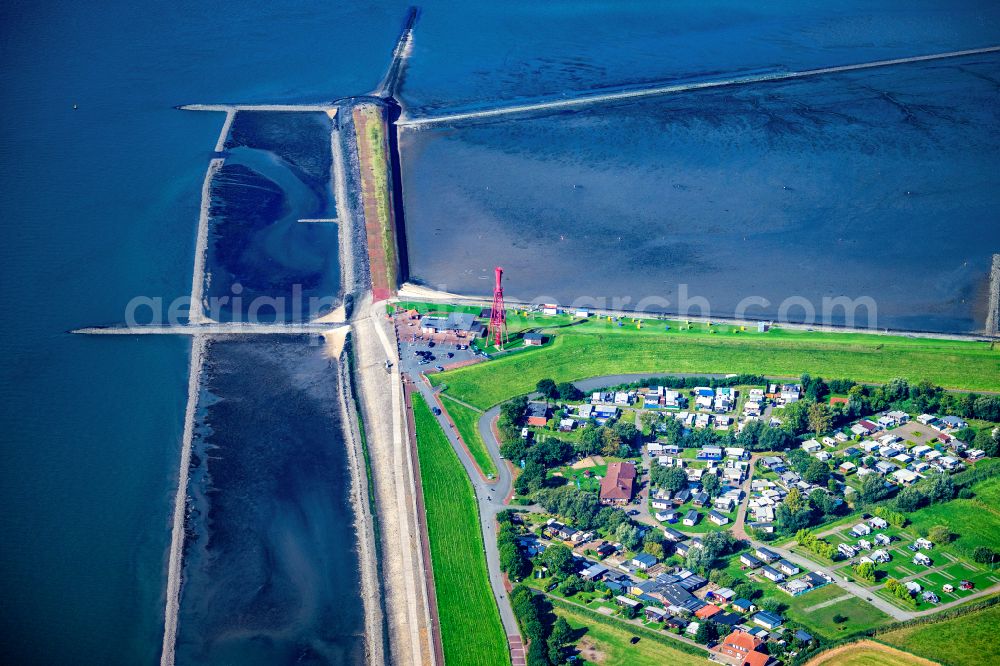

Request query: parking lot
[{"left": 393, "top": 313, "right": 484, "bottom": 377}]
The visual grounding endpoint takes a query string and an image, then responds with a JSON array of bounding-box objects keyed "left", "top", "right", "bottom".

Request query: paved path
[
  {"left": 74, "top": 323, "right": 350, "bottom": 335},
  {"left": 402, "top": 351, "right": 523, "bottom": 662},
  {"left": 803, "top": 594, "right": 854, "bottom": 613}
]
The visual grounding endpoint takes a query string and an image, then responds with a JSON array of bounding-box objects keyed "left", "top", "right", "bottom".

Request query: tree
[
  {"left": 975, "top": 427, "right": 1000, "bottom": 457},
  {"left": 804, "top": 460, "right": 831, "bottom": 486},
  {"left": 500, "top": 542, "right": 531, "bottom": 580},
  {"left": 556, "top": 382, "right": 583, "bottom": 401},
  {"left": 499, "top": 396, "right": 529, "bottom": 441},
  {"left": 694, "top": 621, "right": 718, "bottom": 644},
  {"left": 643, "top": 540, "right": 665, "bottom": 559},
  {"left": 927, "top": 525, "right": 953, "bottom": 545},
  {"left": 895, "top": 485, "right": 927, "bottom": 512},
  {"left": 536, "top": 378, "right": 558, "bottom": 400},
  {"left": 973, "top": 546, "right": 998, "bottom": 565},
  {"left": 924, "top": 472, "right": 956, "bottom": 504},
  {"left": 542, "top": 544, "right": 577, "bottom": 577},
  {"left": 701, "top": 474, "right": 720, "bottom": 497},
  {"left": 859, "top": 474, "right": 891, "bottom": 504},
  {"left": 779, "top": 400, "right": 811, "bottom": 436},
  {"left": 547, "top": 617, "right": 572, "bottom": 665},
  {"left": 759, "top": 598, "right": 783, "bottom": 613},
  {"left": 854, "top": 561, "right": 876, "bottom": 581},
  {"left": 615, "top": 522, "right": 643, "bottom": 551},
  {"left": 776, "top": 488, "right": 814, "bottom": 534},
  {"left": 808, "top": 402, "right": 833, "bottom": 436},
  {"left": 651, "top": 465, "right": 689, "bottom": 492}
]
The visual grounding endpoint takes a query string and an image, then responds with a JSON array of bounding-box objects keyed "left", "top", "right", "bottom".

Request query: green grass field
[
  {"left": 553, "top": 602, "right": 707, "bottom": 666},
  {"left": 785, "top": 593, "right": 894, "bottom": 639},
  {"left": 431, "top": 319, "right": 1000, "bottom": 408},
  {"left": 879, "top": 603, "right": 1000, "bottom": 666},
  {"left": 439, "top": 396, "right": 497, "bottom": 478},
  {"left": 805, "top": 641, "right": 933, "bottom": 666},
  {"left": 411, "top": 394, "right": 508, "bottom": 665}
]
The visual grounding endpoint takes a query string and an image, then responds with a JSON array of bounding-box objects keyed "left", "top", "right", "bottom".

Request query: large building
[
  {"left": 419, "top": 312, "right": 485, "bottom": 338},
  {"left": 716, "top": 630, "right": 773, "bottom": 666},
  {"left": 600, "top": 461, "right": 636, "bottom": 504}
]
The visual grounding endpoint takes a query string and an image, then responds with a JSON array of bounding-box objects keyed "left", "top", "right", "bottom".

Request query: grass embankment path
[
  {"left": 411, "top": 394, "right": 508, "bottom": 665},
  {"left": 878, "top": 603, "right": 1000, "bottom": 666},
  {"left": 431, "top": 320, "right": 1000, "bottom": 408},
  {"left": 354, "top": 103, "right": 396, "bottom": 300},
  {"left": 804, "top": 640, "right": 938, "bottom": 666},
  {"left": 439, "top": 394, "right": 498, "bottom": 478}
]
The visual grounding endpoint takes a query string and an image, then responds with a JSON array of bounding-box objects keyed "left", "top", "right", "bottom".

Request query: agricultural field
[
  {"left": 438, "top": 396, "right": 497, "bottom": 477},
  {"left": 432, "top": 317, "right": 1000, "bottom": 408},
  {"left": 879, "top": 603, "right": 1000, "bottom": 666},
  {"left": 411, "top": 394, "right": 508, "bottom": 665},
  {"left": 553, "top": 602, "right": 707, "bottom": 666}
]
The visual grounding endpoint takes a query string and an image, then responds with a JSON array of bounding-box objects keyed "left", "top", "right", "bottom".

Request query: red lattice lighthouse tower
[{"left": 488, "top": 266, "right": 509, "bottom": 349}]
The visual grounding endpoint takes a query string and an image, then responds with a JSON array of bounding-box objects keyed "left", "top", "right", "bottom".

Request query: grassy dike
[
  {"left": 411, "top": 393, "right": 508, "bottom": 665},
  {"left": 440, "top": 395, "right": 498, "bottom": 478},
  {"left": 877, "top": 602, "right": 1000, "bottom": 666},
  {"left": 431, "top": 318, "right": 1000, "bottom": 408}
]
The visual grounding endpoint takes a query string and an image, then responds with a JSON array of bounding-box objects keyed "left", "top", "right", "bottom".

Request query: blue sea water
[{"left": 1, "top": 1, "right": 998, "bottom": 664}]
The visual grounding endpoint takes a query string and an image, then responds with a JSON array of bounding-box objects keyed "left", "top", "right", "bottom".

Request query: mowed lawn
[
  {"left": 440, "top": 396, "right": 497, "bottom": 478},
  {"left": 431, "top": 320, "right": 1000, "bottom": 409},
  {"left": 879, "top": 603, "right": 1000, "bottom": 666},
  {"left": 785, "top": 594, "right": 894, "bottom": 639},
  {"left": 411, "top": 394, "right": 508, "bottom": 665},
  {"left": 553, "top": 603, "right": 707, "bottom": 666}
]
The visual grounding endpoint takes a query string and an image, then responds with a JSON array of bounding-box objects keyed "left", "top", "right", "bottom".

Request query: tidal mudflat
[
  {"left": 175, "top": 337, "right": 364, "bottom": 665},
  {"left": 400, "top": 54, "right": 1000, "bottom": 333},
  {"left": 204, "top": 112, "right": 340, "bottom": 322}
]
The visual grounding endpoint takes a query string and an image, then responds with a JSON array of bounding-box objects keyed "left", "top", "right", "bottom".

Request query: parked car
[
  {"left": 435, "top": 365, "right": 445, "bottom": 372},
  {"left": 432, "top": 407, "right": 441, "bottom": 416}
]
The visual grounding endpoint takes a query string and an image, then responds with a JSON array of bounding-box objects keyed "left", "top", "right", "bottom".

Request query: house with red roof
[
  {"left": 715, "top": 630, "right": 774, "bottom": 666},
  {"left": 599, "top": 461, "right": 636, "bottom": 505}
]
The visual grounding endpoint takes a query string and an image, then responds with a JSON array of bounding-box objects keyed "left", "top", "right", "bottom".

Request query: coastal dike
[
  {"left": 987, "top": 253, "right": 1000, "bottom": 337},
  {"left": 353, "top": 100, "right": 408, "bottom": 301}
]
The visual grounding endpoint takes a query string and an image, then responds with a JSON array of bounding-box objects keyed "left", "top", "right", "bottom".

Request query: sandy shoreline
[
  {"left": 189, "top": 158, "right": 223, "bottom": 325},
  {"left": 159, "top": 335, "right": 206, "bottom": 666},
  {"left": 338, "top": 351, "right": 386, "bottom": 665}
]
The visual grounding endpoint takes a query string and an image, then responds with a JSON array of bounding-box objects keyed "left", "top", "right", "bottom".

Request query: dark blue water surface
[
  {"left": 207, "top": 112, "right": 340, "bottom": 321},
  {"left": 177, "top": 338, "right": 363, "bottom": 665},
  {"left": 1, "top": 1, "right": 999, "bottom": 664}
]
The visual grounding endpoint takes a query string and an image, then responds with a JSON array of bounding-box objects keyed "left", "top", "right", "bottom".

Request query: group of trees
[
  {"left": 575, "top": 419, "right": 640, "bottom": 458},
  {"left": 536, "top": 378, "right": 584, "bottom": 402},
  {"left": 497, "top": 513, "right": 532, "bottom": 581},
  {"left": 774, "top": 486, "right": 844, "bottom": 535},
  {"left": 883, "top": 578, "right": 916, "bottom": 605},
  {"left": 534, "top": 486, "right": 648, "bottom": 550},
  {"left": 894, "top": 472, "right": 955, "bottom": 512},
  {"left": 795, "top": 529, "right": 837, "bottom": 560},
  {"left": 510, "top": 586, "right": 573, "bottom": 665},
  {"left": 684, "top": 531, "right": 741, "bottom": 573}
]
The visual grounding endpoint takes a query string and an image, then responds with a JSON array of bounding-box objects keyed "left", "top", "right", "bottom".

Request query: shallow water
[
  {"left": 176, "top": 337, "right": 363, "bottom": 665},
  {"left": 206, "top": 113, "right": 340, "bottom": 322},
  {"left": 401, "top": 53, "right": 1000, "bottom": 332}
]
